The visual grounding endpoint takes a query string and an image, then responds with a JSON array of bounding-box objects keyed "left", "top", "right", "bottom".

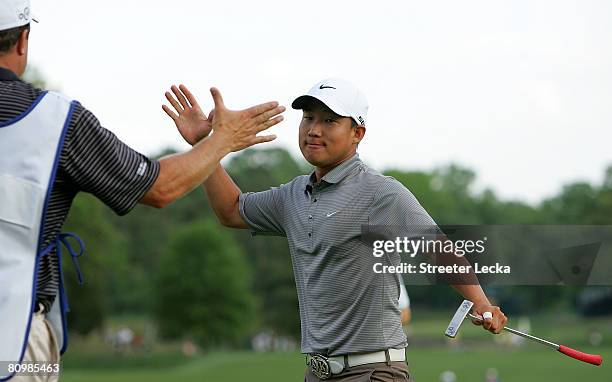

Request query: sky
[{"left": 27, "top": 0, "right": 612, "bottom": 204}]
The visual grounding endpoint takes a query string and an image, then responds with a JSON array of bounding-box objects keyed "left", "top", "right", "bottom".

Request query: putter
[{"left": 445, "top": 300, "right": 603, "bottom": 366}]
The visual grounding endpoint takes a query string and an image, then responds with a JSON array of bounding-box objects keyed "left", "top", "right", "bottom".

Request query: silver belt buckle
[{"left": 307, "top": 353, "right": 332, "bottom": 380}]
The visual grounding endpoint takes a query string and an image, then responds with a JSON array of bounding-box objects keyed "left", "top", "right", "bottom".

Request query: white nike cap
[
  {"left": 292, "top": 78, "right": 369, "bottom": 126},
  {"left": 0, "top": 0, "right": 37, "bottom": 32}
]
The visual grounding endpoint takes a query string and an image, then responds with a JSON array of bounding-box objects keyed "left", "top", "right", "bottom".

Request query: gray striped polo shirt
[{"left": 239, "top": 154, "right": 436, "bottom": 356}]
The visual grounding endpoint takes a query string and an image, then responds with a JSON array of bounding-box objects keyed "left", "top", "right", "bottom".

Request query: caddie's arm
[{"left": 142, "top": 85, "right": 284, "bottom": 209}]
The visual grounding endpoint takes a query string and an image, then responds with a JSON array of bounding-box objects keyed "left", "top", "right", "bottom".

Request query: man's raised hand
[
  {"left": 162, "top": 84, "right": 211, "bottom": 146},
  {"left": 208, "top": 87, "right": 285, "bottom": 152},
  {"left": 163, "top": 85, "right": 285, "bottom": 152}
]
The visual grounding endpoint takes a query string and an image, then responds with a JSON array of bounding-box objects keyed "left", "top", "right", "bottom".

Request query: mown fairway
[
  {"left": 60, "top": 346, "right": 610, "bottom": 382},
  {"left": 59, "top": 313, "right": 610, "bottom": 381}
]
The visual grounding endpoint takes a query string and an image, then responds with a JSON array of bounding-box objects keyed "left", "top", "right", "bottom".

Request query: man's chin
[
  {"left": 301, "top": 147, "right": 338, "bottom": 168},
  {"left": 302, "top": 154, "right": 326, "bottom": 168}
]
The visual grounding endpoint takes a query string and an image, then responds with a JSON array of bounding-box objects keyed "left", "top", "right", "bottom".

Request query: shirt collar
[
  {"left": 0, "top": 67, "right": 20, "bottom": 81},
  {"left": 305, "top": 154, "right": 362, "bottom": 193}
]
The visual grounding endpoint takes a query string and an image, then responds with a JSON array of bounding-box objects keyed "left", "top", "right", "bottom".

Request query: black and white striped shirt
[{"left": 0, "top": 67, "right": 160, "bottom": 313}]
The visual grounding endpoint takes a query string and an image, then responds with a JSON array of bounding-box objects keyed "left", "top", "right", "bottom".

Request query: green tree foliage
[
  {"left": 384, "top": 164, "right": 610, "bottom": 312},
  {"left": 61, "top": 193, "right": 129, "bottom": 334},
  {"left": 103, "top": 148, "right": 219, "bottom": 313},
  {"left": 228, "top": 148, "right": 306, "bottom": 189},
  {"left": 60, "top": 146, "right": 612, "bottom": 338},
  {"left": 154, "top": 220, "right": 255, "bottom": 348},
  {"left": 28, "top": 65, "right": 611, "bottom": 341},
  {"left": 226, "top": 148, "right": 302, "bottom": 337},
  {"left": 385, "top": 166, "right": 478, "bottom": 224},
  {"left": 385, "top": 165, "right": 540, "bottom": 225}
]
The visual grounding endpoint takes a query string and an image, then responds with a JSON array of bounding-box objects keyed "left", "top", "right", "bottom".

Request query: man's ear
[
  {"left": 16, "top": 28, "right": 29, "bottom": 56},
  {"left": 353, "top": 125, "right": 366, "bottom": 144}
]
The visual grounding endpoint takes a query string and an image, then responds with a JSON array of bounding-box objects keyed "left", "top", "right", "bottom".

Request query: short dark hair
[{"left": 0, "top": 24, "right": 29, "bottom": 54}]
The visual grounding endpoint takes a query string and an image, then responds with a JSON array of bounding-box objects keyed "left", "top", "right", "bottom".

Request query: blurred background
[{"left": 24, "top": 0, "right": 612, "bottom": 380}]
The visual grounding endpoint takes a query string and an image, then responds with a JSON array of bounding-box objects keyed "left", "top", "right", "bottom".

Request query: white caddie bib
[{"left": 0, "top": 91, "right": 76, "bottom": 380}]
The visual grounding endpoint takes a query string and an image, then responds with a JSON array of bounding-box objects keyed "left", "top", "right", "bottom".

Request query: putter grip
[{"left": 558, "top": 345, "right": 603, "bottom": 366}]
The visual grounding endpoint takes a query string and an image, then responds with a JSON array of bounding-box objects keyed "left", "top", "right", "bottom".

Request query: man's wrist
[
  {"left": 201, "top": 132, "right": 232, "bottom": 159},
  {"left": 188, "top": 130, "right": 212, "bottom": 147},
  {"left": 473, "top": 297, "right": 492, "bottom": 308}
]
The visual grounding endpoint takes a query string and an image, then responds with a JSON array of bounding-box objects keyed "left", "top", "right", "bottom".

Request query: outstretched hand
[
  {"left": 207, "top": 87, "right": 285, "bottom": 152},
  {"left": 163, "top": 84, "right": 211, "bottom": 145},
  {"left": 162, "top": 85, "right": 285, "bottom": 152}
]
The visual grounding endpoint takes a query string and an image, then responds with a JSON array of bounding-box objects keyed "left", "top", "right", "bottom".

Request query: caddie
[{"left": 0, "top": 2, "right": 284, "bottom": 380}]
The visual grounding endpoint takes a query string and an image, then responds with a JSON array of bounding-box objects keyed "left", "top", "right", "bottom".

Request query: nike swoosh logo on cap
[{"left": 319, "top": 85, "right": 336, "bottom": 90}]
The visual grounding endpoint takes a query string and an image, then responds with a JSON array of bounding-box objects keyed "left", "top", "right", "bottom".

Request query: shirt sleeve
[
  {"left": 61, "top": 103, "right": 160, "bottom": 216},
  {"left": 238, "top": 185, "right": 286, "bottom": 237},
  {"left": 369, "top": 177, "right": 438, "bottom": 228}
]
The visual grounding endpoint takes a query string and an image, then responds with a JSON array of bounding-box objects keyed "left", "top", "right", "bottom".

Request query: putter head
[{"left": 445, "top": 300, "right": 474, "bottom": 338}]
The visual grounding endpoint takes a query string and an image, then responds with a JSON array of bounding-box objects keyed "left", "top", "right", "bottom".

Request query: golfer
[
  {"left": 165, "top": 78, "right": 507, "bottom": 381},
  {"left": 0, "top": 2, "right": 283, "bottom": 380}
]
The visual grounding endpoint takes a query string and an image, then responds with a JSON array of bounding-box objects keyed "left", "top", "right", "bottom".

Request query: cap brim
[
  {"left": 291, "top": 95, "right": 316, "bottom": 110},
  {"left": 291, "top": 95, "right": 351, "bottom": 119}
]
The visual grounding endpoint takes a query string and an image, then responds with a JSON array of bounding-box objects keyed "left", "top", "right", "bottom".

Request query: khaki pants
[
  {"left": 305, "top": 361, "right": 411, "bottom": 382},
  {"left": 13, "top": 306, "right": 60, "bottom": 382}
]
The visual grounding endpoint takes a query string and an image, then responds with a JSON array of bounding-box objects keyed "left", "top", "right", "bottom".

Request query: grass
[
  {"left": 60, "top": 347, "right": 610, "bottom": 381},
  {"left": 59, "top": 312, "right": 611, "bottom": 381},
  {"left": 61, "top": 352, "right": 304, "bottom": 382}
]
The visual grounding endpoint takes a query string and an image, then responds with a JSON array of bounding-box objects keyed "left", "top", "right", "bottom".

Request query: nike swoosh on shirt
[
  {"left": 326, "top": 211, "right": 339, "bottom": 217},
  {"left": 319, "top": 85, "right": 336, "bottom": 90}
]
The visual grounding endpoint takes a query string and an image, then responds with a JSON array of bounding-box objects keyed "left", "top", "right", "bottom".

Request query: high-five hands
[
  {"left": 163, "top": 84, "right": 285, "bottom": 152},
  {"left": 163, "top": 85, "right": 212, "bottom": 145}
]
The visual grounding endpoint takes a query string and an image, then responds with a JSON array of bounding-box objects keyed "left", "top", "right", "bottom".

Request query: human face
[{"left": 298, "top": 100, "right": 364, "bottom": 174}]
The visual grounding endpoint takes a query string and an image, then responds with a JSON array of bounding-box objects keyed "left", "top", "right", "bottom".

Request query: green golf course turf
[
  {"left": 57, "top": 313, "right": 610, "bottom": 381},
  {"left": 60, "top": 346, "right": 610, "bottom": 381}
]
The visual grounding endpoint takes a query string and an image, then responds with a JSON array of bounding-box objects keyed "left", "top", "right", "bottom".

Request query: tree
[
  {"left": 154, "top": 220, "right": 255, "bottom": 348},
  {"left": 62, "top": 193, "right": 129, "bottom": 334},
  {"left": 227, "top": 148, "right": 303, "bottom": 337}
]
